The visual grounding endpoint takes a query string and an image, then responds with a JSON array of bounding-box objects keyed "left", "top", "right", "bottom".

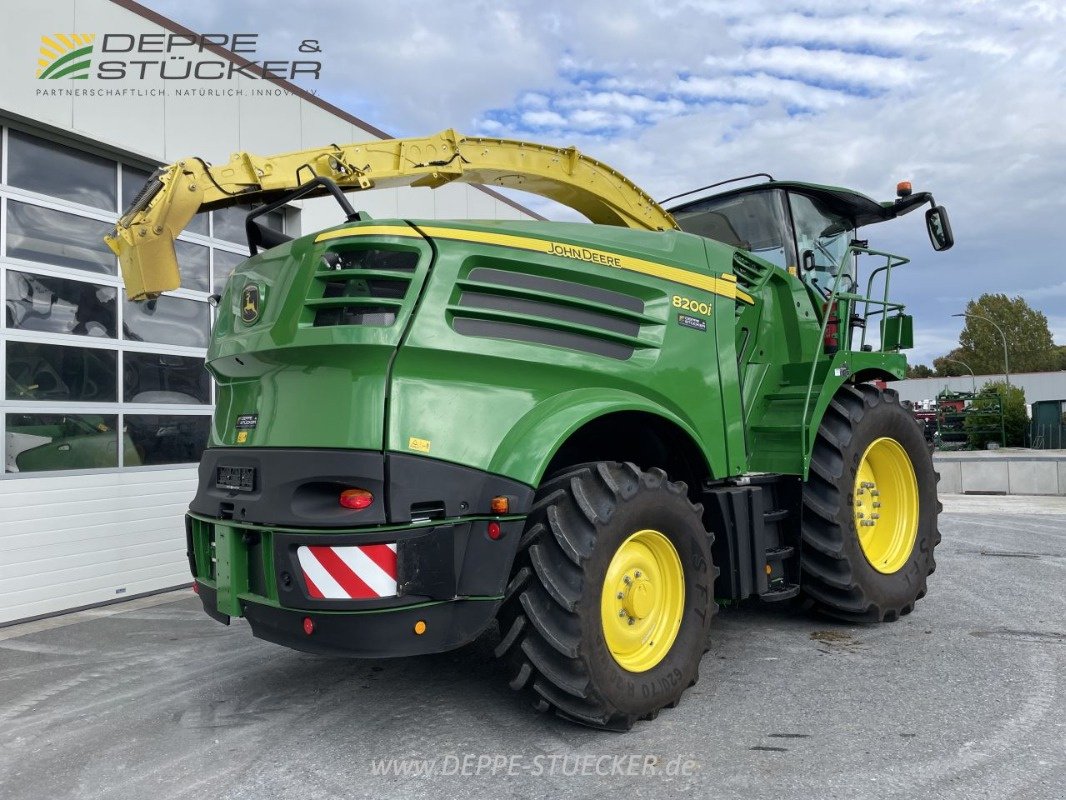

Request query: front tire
[
  {"left": 801, "top": 384, "right": 941, "bottom": 622},
  {"left": 495, "top": 462, "right": 715, "bottom": 730}
]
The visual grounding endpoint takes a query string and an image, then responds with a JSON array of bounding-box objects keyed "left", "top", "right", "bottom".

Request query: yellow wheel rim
[
  {"left": 854, "top": 437, "right": 919, "bottom": 574},
  {"left": 599, "top": 529, "right": 685, "bottom": 673}
]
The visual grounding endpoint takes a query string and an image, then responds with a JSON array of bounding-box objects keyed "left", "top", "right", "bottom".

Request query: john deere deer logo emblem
[{"left": 241, "top": 284, "right": 261, "bottom": 323}]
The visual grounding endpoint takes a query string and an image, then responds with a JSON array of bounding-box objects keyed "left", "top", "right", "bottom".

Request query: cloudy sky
[{"left": 145, "top": 0, "right": 1066, "bottom": 367}]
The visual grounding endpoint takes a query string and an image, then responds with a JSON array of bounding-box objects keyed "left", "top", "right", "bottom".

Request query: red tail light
[
  {"left": 339, "top": 488, "right": 374, "bottom": 510},
  {"left": 302, "top": 617, "right": 315, "bottom": 636},
  {"left": 487, "top": 521, "right": 502, "bottom": 540}
]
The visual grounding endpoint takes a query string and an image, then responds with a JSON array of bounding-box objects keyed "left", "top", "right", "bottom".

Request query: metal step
[
  {"left": 764, "top": 389, "right": 812, "bottom": 401},
  {"left": 764, "top": 544, "right": 795, "bottom": 560},
  {"left": 763, "top": 508, "right": 789, "bottom": 523},
  {"left": 750, "top": 423, "right": 804, "bottom": 433},
  {"left": 760, "top": 584, "right": 801, "bottom": 602}
]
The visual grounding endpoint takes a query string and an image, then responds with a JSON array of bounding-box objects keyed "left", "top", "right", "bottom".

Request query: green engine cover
[{"left": 206, "top": 217, "right": 907, "bottom": 486}]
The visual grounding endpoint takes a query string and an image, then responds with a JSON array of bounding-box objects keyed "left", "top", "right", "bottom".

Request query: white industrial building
[
  {"left": 893, "top": 371, "right": 1066, "bottom": 405},
  {"left": 0, "top": 0, "right": 538, "bottom": 624}
]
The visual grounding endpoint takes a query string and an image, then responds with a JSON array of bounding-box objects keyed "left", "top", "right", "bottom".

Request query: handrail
[
  {"left": 799, "top": 245, "right": 911, "bottom": 464},
  {"left": 859, "top": 250, "right": 910, "bottom": 351}
]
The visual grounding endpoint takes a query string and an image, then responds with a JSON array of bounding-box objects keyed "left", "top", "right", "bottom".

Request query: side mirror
[{"left": 925, "top": 205, "right": 954, "bottom": 251}]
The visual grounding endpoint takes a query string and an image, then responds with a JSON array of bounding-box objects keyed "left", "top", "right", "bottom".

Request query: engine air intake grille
[
  {"left": 449, "top": 266, "right": 655, "bottom": 360},
  {"left": 732, "top": 251, "right": 772, "bottom": 296},
  {"left": 307, "top": 248, "right": 419, "bottom": 327}
]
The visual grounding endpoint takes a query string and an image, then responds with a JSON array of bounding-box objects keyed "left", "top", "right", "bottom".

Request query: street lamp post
[
  {"left": 952, "top": 312, "right": 1010, "bottom": 389},
  {"left": 943, "top": 358, "right": 977, "bottom": 393}
]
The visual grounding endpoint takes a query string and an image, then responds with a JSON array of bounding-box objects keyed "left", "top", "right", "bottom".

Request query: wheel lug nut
[
  {"left": 634, "top": 570, "right": 642, "bottom": 578},
  {"left": 616, "top": 591, "right": 624, "bottom": 599},
  {"left": 627, "top": 617, "right": 635, "bottom": 626},
  {"left": 618, "top": 609, "right": 626, "bottom": 617},
  {"left": 623, "top": 575, "right": 632, "bottom": 585}
]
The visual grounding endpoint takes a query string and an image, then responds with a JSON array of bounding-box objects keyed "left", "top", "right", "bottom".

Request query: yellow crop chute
[{"left": 105, "top": 129, "right": 678, "bottom": 300}]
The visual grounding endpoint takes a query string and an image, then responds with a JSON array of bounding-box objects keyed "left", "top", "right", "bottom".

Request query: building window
[
  {"left": 5, "top": 413, "right": 119, "bottom": 472},
  {"left": 123, "top": 353, "right": 209, "bottom": 405},
  {"left": 122, "top": 295, "right": 211, "bottom": 348},
  {"left": 6, "top": 200, "right": 116, "bottom": 274},
  {"left": 0, "top": 120, "right": 297, "bottom": 474},
  {"left": 125, "top": 414, "right": 212, "bottom": 466},
  {"left": 7, "top": 129, "right": 117, "bottom": 211},
  {"left": 213, "top": 205, "right": 285, "bottom": 245},
  {"left": 212, "top": 248, "right": 248, "bottom": 295},
  {"left": 6, "top": 271, "right": 117, "bottom": 338},
  {"left": 6, "top": 340, "right": 118, "bottom": 403}
]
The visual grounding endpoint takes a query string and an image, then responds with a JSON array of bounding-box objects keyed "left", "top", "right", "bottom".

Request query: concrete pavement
[{"left": 1, "top": 496, "right": 1063, "bottom": 800}]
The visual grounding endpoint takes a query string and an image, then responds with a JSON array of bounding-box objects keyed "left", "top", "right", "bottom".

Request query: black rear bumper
[
  {"left": 186, "top": 450, "right": 531, "bottom": 658},
  {"left": 195, "top": 582, "right": 499, "bottom": 657}
]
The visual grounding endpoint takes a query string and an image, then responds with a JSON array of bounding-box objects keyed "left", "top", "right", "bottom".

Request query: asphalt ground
[{"left": 1, "top": 494, "right": 1063, "bottom": 800}]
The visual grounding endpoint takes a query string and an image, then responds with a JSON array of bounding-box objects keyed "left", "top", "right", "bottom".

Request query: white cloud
[
  {"left": 520, "top": 110, "right": 567, "bottom": 128},
  {"left": 909, "top": 323, "right": 967, "bottom": 367},
  {"left": 704, "top": 46, "right": 921, "bottom": 91},
  {"left": 519, "top": 92, "right": 550, "bottom": 109},
  {"left": 1023, "top": 281, "right": 1066, "bottom": 300},
  {"left": 730, "top": 11, "right": 947, "bottom": 51},
  {"left": 568, "top": 109, "right": 637, "bottom": 131},
  {"left": 555, "top": 92, "right": 687, "bottom": 116},
  {"left": 673, "top": 73, "right": 854, "bottom": 110},
  {"left": 142, "top": 0, "right": 1066, "bottom": 353}
]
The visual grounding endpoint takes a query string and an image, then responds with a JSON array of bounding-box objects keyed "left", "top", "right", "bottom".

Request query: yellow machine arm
[{"left": 105, "top": 129, "right": 678, "bottom": 300}]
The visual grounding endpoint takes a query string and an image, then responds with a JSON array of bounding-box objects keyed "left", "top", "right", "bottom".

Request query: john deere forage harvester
[{"left": 107, "top": 130, "right": 952, "bottom": 729}]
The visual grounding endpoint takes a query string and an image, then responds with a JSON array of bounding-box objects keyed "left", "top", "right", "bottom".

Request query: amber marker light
[{"left": 490, "top": 496, "right": 510, "bottom": 514}]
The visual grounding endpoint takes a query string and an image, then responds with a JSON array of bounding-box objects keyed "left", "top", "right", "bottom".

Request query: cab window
[
  {"left": 788, "top": 193, "right": 855, "bottom": 286},
  {"left": 673, "top": 190, "right": 792, "bottom": 270}
]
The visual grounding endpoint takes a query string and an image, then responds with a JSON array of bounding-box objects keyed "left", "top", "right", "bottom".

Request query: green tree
[
  {"left": 1057, "top": 344, "right": 1066, "bottom": 370},
  {"left": 954, "top": 294, "right": 1057, "bottom": 375},
  {"left": 965, "top": 381, "right": 1027, "bottom": 448},
  {"left": 932, "top": 348, "right": 975, "bottom": 377},
  {"left": 907, "top": 363, "right": 935, "bottom": 378}
]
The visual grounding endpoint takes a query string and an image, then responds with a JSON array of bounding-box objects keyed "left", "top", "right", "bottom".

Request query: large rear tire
[
  {"left": 800, "top": 384, "right": 941, "bottom": 622},
  {"left": 495, "top": 462, "right": 715, "bottom": 730}
]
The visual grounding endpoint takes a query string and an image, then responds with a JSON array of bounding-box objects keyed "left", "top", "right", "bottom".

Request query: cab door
[{"left": 786, "top": 191, "right": 856, "bottom": 294}]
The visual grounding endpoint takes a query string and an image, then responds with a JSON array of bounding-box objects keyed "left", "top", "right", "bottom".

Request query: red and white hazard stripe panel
[{"left": 297, "top": 543, "right": 398, "bottom": 599}]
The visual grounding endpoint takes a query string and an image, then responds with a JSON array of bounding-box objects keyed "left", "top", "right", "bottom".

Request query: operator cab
[{"left": 669, "top": 180, "right": 952, "bottom": 297}]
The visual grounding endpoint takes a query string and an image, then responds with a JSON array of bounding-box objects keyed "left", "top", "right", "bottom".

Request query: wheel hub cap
[
  {"left": 623, "top": 578, "right": 653, "bottom": 619},
  {"left": 854, "top": 437, "right": 919, "bottom": 574},
  {"left": 600, "top": 529, "right": 685, "bottom": 673}
]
